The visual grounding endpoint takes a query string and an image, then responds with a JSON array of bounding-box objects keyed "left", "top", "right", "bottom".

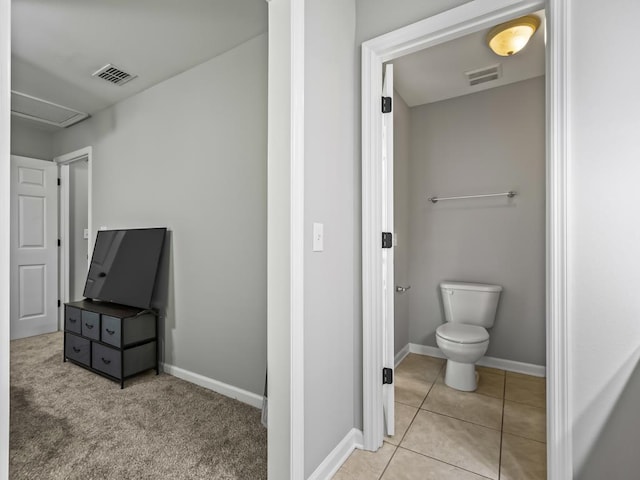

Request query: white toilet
[{"left": 436, "top": 281, "right": 502, "bottom": 392}]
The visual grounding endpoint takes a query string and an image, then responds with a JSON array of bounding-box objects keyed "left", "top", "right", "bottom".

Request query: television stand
[{"left": 63, "top": 299, "right": 158, "bottom": 388}]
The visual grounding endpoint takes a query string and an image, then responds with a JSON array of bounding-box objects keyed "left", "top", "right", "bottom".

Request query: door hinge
[
  {"left": 57, "top": 178, "right": 61, "bottom": 186},
  {"left": 382, "top": 232, "right": 393, "bottom": 248},
  {"left": 58, "top": 239, "right": 61, "bottom": 247},
  {"left": 382, "top": 96, "right": 392, "bottom": 113},
  {"left": 383, "top": 367, "right": 393, "bottom": 385}
]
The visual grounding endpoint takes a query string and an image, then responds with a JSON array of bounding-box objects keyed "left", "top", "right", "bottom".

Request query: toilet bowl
[
  {"left": 436, "top": 323, "right": 490, "bottom": 391},
  {"left": 436, "top": 281, "right": 502, "bottom": 391}
]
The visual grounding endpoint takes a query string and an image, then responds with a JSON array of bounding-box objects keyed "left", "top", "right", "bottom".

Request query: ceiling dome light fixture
[{"left": 486, "top": 15, "right": 541, "bottom": 57}]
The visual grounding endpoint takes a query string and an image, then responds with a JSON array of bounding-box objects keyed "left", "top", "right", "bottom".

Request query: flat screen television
[{"left": 83, "top": 227, "right": 166, "bottom": 309}]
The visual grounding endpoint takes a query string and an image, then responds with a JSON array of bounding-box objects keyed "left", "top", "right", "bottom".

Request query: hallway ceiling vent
[
  {"left": 11, "top": 91, "right": 89, "bottom": 128},
  {"left": 91, "top": 64, "right": 138, "bottom": 86},
  {"left": 465, "top": 64, "right": 502, "bottom": 86}
]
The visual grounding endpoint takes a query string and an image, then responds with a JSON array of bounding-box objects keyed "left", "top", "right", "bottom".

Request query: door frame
[
  {"left": 361, "top": 0, "right": 570, "bottom": 478},
  {"left": 54, "top": 146, "right": 92, "bottom": 329},
  {"left": 0, "top": 0, "right": 9, "bottom": 475}
]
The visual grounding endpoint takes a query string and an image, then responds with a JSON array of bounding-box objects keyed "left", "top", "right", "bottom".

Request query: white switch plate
[
  {"left": 83, "top": 228, "right": 89, "bottom": 239},
  {"left": 313, "top": 223, "right": 324, "bottom": 252}
]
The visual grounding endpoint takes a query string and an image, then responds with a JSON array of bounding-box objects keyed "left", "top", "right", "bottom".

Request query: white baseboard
[
  {"left": 307, "top": 428, "right": 363, "bottom": 480},
  {"left": 409, "top": 343, "right": 446, "bottom": 360},
  {"left": 394, "top": 344, "right": 410, "bottom": 367},
  {"left": 409, "top": 343, "right": 546, "bottom": 377},
  {"left": 161, "top": 363, "right": 263, "bottom": 409}
]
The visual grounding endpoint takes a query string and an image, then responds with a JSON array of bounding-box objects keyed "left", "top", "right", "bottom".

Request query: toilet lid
[{"left": 436, "top": 324, "right": 489, "bottom": 344}]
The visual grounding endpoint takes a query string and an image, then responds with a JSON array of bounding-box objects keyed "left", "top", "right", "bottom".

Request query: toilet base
[{"left": 444, "top": 360, "right": 478, "bottom": 391}]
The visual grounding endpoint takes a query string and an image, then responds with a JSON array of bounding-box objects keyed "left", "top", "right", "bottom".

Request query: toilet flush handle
[{"left": 396, "top": 285, "right": 411, "bottom": 293}]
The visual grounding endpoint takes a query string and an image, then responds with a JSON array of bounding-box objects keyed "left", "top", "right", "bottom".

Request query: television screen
[{"left": 83, "top": 228, "right": 166, "bottom": 309}]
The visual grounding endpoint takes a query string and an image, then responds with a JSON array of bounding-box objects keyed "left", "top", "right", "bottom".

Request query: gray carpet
[{"left": 10, "top": 332, "right": 267, "bottom": 480}]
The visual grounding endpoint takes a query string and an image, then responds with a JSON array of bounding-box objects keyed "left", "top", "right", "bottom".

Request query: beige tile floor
[{"left": 333, "top": 354, "right": 546, "bottom": 480}]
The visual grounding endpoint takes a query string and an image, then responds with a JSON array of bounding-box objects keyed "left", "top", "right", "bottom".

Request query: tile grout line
[
  {"left": 418, "top": 405, "right": 503, "bottom": 432},
  {"left": 387, "top": 361, "right": 441, "bottom": 447},
  {"left": 379, "top": 358, "right": 441, "bottom": 479},
  {"left": 501, "top": 430, "right": 547, "bottom": 445},
  {"left": 416, "top": 405, "right": 504, "bottom": 434},
  {"left": 394, "top": 356, "right": 546, "bottom": 479},
  {"left": 503, "top": 397, "right": 546, "bottom": 409},
  {"left": 393, "top": 360, "right": 498, "bottom": 480},
  {"left": 377, "top": 443, "right": 398, "bottom": 480},
  {"left": 418, "top": 363, "right": 445, "bottom": 409},
  {"left": 396, "top": 445, "right": 495, "bottom": 480}
]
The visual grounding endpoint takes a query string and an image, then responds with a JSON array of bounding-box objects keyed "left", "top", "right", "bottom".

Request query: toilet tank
[{"left": 440, "top": 281, "right": 502, "bottom": 328}]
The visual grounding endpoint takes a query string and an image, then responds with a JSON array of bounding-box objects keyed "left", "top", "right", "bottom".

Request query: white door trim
[
  {"left": 0, "top": 0, "right": 11, "bottom": 475},
  {"left": 361, "top": 1, "right": 571, "bottom": 477},
  {"left": 266, "top": 0, "right": 305, "bottom": 477},
  {"left": 54, "top": 147, "right": 92, "bottom": 329},
  {"left": 545, "top": 1, "right": 571, "bottom": 477}
]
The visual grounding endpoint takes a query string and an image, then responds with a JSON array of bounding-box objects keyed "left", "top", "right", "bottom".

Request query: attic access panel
[{"left": 11, "top": 91, "right": 89, "bottom": 128}]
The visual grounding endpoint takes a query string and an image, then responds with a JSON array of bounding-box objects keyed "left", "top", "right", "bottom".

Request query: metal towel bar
[{"left": 428, "top": 191, "right": 516, "bottom": 204}]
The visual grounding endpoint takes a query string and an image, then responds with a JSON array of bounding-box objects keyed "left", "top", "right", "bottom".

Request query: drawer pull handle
[
  {"left": 72, "top": 346, "right": 81, "bottom": 353},
  {"left": 85, "top": 323, "right": 94, "bottom": 329},
  {"left": 106, "top": 329, "right": 115, "bottom": 335},
  {"left": 68, "top": 318, "right": 77, "bottom": 323},
  {"left": 101, "top": 357, "right": 111, "bottom": 365}
]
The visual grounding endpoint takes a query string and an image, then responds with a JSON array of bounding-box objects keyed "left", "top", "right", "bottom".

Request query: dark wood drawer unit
[{"left": 63, "top": 299, "right": 159, "bottom": 388}]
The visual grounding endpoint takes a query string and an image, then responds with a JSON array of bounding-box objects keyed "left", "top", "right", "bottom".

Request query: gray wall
[
  {"left": 393, "top": 90, "right": 411, "bottom": 356},
  {"left": 406, "top": 77, "right": 546, "bottom": 366},
  {"left": 303, "top": 0, "right": 358, "bottom": 476},
  {"left": 569, "top": 0, "right": 640, "bottom": 474},
  {"left": 355, "top": 0, "right": 470, "bottom": 43},
  {"left": 68, "top": 159, "right": 88, "bottom": 301},
  {"left": 10, "top": 118, "right": 53, "bottom": 160},
  {"left": 52, "top": 34, "right": 267, "bottom": 396}
]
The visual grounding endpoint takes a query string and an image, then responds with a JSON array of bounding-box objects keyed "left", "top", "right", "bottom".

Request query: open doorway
[
  {"left": 387, "top": 11, "right": 547, "bottom": 477},
  {"left": 54, "top": 147, "right": 92, "bottom": 329},
  {"left": 361, "top": 0, "right": 570, "bottom": 478}
]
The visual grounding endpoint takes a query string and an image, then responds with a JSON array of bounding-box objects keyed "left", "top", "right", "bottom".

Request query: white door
[
  {"left": 10, "top": 156, "right": 58, "bottom": 340},
  {"left": 381, "top": 63, "right": 395, "bottom": 436}
]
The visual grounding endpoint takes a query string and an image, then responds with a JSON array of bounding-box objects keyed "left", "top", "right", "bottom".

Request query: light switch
[
  {"left": 83, "top": 228, "right": 89, "bottom": 239},
  {"left": 313, "top": 223, "right": 324, "bottom": 252}
]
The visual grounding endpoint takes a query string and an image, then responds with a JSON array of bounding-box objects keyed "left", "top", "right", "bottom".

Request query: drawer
[
  {"left": 65, "top": 333, "right": 90, "bottom": 366},
  {"left": 123, "top": 341, "right": 156, "bottom": 377},
  {"left": 92, "top": 343, "right": 121, "bottom": 379},
  {"left": 102, "top": 313, "right": 156, "bottom": 348},
  {"left": 101, "top": 315, "right": 121, "bottom": 347},
  {"left": 81, "top": 311, "right": 100, "bottom": 340},
  {"left": 65, "top": 306, "right": 81, "bottom": 334}
]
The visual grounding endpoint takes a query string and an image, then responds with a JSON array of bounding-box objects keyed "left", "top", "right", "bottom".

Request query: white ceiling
[
  {"left": 11, "top": 0, "right": 267, "bottom": 126},
  {"left": 393, "top": 10, "right": 545, "bottom": 107}
]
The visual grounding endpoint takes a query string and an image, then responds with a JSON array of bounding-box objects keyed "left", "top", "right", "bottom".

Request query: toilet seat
[{"left": 436, "top": 323, "right": 489, "bottom": 344}]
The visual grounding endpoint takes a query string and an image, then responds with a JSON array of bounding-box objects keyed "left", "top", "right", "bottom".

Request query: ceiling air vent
[
  {"left": 11, "top": 91, "right": 89, "bottom": 128},
  {"left": 92, "top": 64, "right": 137, "bottom": 86},
  {"left": 465, "top": 64, "right": 502, "bottom": 86}
]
